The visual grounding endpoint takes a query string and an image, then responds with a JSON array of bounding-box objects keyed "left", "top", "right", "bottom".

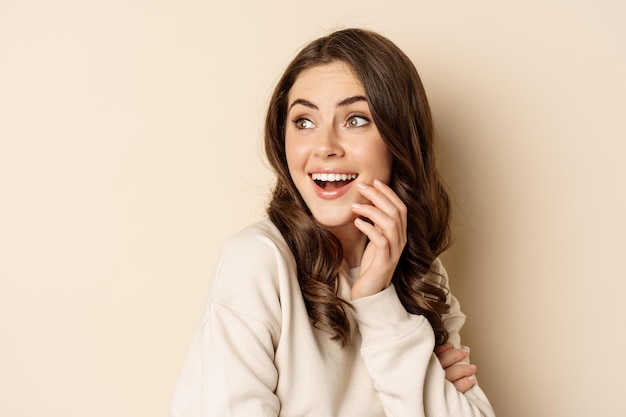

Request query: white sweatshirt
[{"left": 170, "top": 219, "right": 495, "bottom": 417}]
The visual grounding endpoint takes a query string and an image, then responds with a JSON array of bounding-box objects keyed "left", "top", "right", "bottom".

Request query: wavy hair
[{"left": 265, "top": 28, "right": 451, "bottom": 346}]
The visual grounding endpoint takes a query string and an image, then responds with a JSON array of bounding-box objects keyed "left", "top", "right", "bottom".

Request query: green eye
[
  {"left": 347, "top": 115, "right": 369, "bottom": 128},
  {"left": 295, "top": 118, "right": 315, "bottom": 129}
]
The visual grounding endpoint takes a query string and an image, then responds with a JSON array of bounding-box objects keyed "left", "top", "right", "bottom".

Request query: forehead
[{"left": 288, "top": 62, "right": 365, "bottom": 100}]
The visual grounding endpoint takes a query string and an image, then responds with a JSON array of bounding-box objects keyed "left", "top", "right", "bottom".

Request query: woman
[{"left": 170, "top": 28, "right": 495, "bottom": 417}]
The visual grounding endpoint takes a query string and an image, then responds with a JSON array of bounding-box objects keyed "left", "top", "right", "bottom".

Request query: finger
[
  {"left": 356, "top": 182, "right": 407, "bottom": 235},
  {"left": 435, "top": 346, "right": 470, "bottom": 368},
  {"left": 353, "top": 217, "right": 390, "bottom": 256},
  {"left": 453, "top": 375, "right": 477, "bottom": 394},
  {"left": 357, "top": 180, "right": 407, "bottom": 225},
  {"left": 444, "top": 363, "right": 477, "bottom": 383},
  {"left": 373, "top": 179, "right": 407, "bottom": 236},
  {"left": 434, "top": 342, "right": 453, "bottom": 355},
  {"left": 352, "top": 206, "right": 402, "bottom": 261},
  {"left": 445, "top": 364, "right": 476, "bottom": 382},
  {"left": 352, "top": 186, "right": 405, "bottom": 255},
  {"left": 351, "top": 203, "right": 400, "bottom": 241},
  {"left": 444, "top": 363, "right": 478, "bottom": 394},
  {"left": 373, "top": 179, "right": 407, "bottom": 222}
]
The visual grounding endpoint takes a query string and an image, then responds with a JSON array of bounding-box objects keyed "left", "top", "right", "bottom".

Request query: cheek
[
  {"left": 362, "top": 141, "right": 393, "bottom": 179},
  {"left": 381, "top": 151, "right": 394, "bottom": 181},
  {"left": 284, "top": 137, "right": 297, "bottom": 168},
  {"left": 284, "top": 138, "right": 307, "bottom": 178}
]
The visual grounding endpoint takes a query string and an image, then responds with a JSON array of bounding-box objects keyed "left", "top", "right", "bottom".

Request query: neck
[{"left": 326, "top": 224, "right": 367, "bottom": 268}]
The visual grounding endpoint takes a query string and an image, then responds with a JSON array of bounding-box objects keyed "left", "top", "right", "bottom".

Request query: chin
[{"left": 311, "top": 210, "right": 356, "bottom": 230}]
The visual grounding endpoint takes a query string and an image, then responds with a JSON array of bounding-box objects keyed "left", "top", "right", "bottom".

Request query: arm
[
  {"left": 350, "top": 181, "right": 494, "bottom": 416},
  {"left": 169, "top": 228, "right": 282, "bottom": 417},
  {"left": 353, "top": 285, "right": 495, "bottom": 417},
  {"left": 199, "top": 303, "right": 280, "bottom": 416}
]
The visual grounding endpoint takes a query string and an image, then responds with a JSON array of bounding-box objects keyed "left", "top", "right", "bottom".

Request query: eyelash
[
  {"left": 346, "top": 114, "right": 370, "bottom": 128},
  {"left": 293, "top": 118, "right": 315, "bottom": 129},
  {"left": 291, "top": 114, "right": 370, "bottom": 130}
]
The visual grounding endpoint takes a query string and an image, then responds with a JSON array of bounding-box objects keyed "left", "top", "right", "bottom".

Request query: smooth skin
[
  {"left": 352, "top": 179, "right": 477, "bottom": 392},
  {"left": 435, "top": 344, "right": 478, "bottom": 393},
  {"left": 285, "top": 61, "right": 477, "bottom": 393},
  {"left": 285, "top": 61, "right": 393, "bottom": 271},
  {"left": 350, "top": 180, "right": 406, "bottom": 300}
]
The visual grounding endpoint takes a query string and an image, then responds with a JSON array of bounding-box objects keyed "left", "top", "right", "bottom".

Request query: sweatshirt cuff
[{"left": 351, "top": 284, "right": 426, "bottom": 347}]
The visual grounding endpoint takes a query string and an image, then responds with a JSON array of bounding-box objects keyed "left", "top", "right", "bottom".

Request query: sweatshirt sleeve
[
  {"left": 351, "top": 261, "right": 495, "bottom": 417},
  {"left": 169, "top": 227, "right": 283, "bottom": 417},
  {"left": 198, "top": 303, "right": 280, "bottom": 416}
]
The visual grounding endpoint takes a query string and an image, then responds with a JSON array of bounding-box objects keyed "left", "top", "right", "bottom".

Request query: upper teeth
[{"left": 311, "top": 173, "right": 358, "bottom": 181}]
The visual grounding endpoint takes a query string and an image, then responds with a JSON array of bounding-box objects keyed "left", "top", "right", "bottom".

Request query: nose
[{"left": 313, "top": 127, "right": 344, "bottom": 158}]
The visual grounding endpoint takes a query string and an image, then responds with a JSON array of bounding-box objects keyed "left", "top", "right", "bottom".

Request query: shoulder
[
  {"left": 423, "top": 257, "right": 451, "bottom": 293},
  {"left": 217, "top": 218, "right": 292, "bottom": 267},
  {"left": 215, "top": 217, "right": 293, "bottom": 281},
  {"left": 224, "top": 217, "right": 286, "bottom": 247},
  {"left": 206, "top": 218, "right": 295, "bottom": 321}
]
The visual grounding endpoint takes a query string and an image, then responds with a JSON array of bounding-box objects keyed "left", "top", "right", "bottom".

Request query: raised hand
[
  {"left": 350, "top": 179, "right": 407, "bottom": 300},
  {"left": 434, "top": 343, "right": 478, "bottom": 393}
]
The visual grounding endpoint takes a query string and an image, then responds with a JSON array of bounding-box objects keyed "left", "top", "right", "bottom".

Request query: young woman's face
[{"left": 285, "top": 61, "right": 393, "bottom": 231}]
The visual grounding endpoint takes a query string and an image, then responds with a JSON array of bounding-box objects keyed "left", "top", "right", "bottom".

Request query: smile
[{"left": 311, "top": 173, "right": 358, "bottom": 190}]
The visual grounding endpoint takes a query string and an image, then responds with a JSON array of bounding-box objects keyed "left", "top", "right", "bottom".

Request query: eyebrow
[
  {"left": 288, "top": 95, "right": 368, "bottom": 112},
  {"left": 337, "top": 95, "right": 367, "bottom": 107},
  {"left": 288, "top": 99, "right": 318, "bottom": 111}
]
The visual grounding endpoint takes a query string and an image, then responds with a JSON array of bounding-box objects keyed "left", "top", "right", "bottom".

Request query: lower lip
[{"left": 311, "top": 178, "right": 355, "bottom": 200}]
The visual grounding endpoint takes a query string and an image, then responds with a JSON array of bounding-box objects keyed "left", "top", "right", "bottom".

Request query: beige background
[{"left": 1, "top": 0, "right": 624, "bottom": 416}]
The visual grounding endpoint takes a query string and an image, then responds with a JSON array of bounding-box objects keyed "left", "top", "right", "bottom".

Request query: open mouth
[{"left": 311, "top": 173, "right": 358, "bottom": 190}]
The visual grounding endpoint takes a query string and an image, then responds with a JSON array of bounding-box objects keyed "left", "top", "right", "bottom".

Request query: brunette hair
[{"left": 265, "top": 28, "right": 451, "bottom": 346}]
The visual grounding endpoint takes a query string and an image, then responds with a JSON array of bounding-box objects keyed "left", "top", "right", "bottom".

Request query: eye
[
  {"left": 346, "top": 115, "right": 369, "bottom": 128},
  {"left": 294, "top": 118, "right": 315, "bottom": 129}
]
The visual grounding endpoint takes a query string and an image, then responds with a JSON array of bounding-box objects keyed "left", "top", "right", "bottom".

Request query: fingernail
[
  {"left": 351, "top": 203, "right": 361, "bottom": 209},
  {"left": 461, "top": 346, "right": 470, "bottom": 354},
  {"left": 374, "top": 179, "right": 383, "bottom": 187},
  {"left": 469, "top": 364, "right": 477, "bottom": 371},
  {"left": 357, "top": 182, "right": 369, "bottom": 190},
  {"left": 468, "top": 376, "right": 476, "bottom": 382}
]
